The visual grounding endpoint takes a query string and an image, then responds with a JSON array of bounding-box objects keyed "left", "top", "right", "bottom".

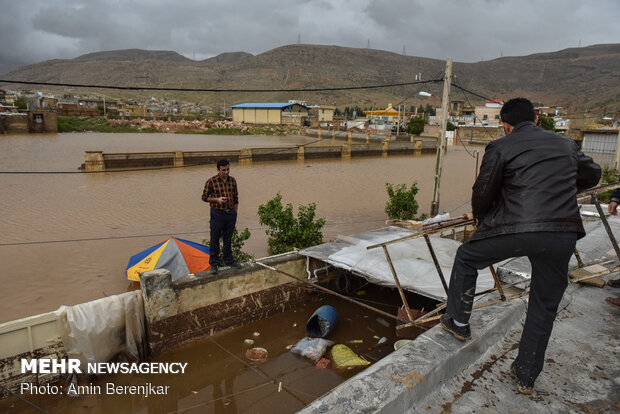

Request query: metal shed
[{"left": 231, "top": 102, "right": 309, "bottom": 125}]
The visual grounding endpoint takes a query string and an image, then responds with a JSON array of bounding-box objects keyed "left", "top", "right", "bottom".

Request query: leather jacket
[{"left": 470, "top": 121, "right": 601, "bottom": 241}]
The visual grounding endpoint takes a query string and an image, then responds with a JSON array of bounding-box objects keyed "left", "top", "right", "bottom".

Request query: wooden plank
[{"left": 569, "top": 267, "right": 606, "bottom": 288}]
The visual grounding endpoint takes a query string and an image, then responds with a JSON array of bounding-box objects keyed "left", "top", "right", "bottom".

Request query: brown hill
[{"left": 1, "top": 44, "right": 618, "bottom": 113}]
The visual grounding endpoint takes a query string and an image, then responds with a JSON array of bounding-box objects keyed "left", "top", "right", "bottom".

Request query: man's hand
[
  {"left": 609, "top": 201, "right": 619, "bottom": 216},
  {"left": 215, "top": 196, "right": 227, "bottom": 205}
]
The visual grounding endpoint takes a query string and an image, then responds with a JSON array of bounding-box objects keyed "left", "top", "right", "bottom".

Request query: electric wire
[
  {"left": 0, "top": 218, "right": 391, "bottom": 247},
  {"left": 0, "top": 384, "right": 49, "bottom": 413},
  {"left": 165, "top": 381, "right": 274, "bottom": 414},
  {"left": 0, "top": 78, "right": 439, "bottom": 93},
  {"left": 451, "top": 75, "right": 504, "bottom": 154},
  {"left": 0, "top": 76, "right": 444, "bottom": 175}
]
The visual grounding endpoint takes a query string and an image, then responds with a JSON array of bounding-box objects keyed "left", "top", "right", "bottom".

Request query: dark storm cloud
[{"left": 0, "top": 0, "right": 618, "bottom": 73}]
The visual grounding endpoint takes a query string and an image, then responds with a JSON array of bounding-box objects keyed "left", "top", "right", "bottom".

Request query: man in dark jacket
[{"left": 440, "top": 98, "right": 601, "bottom": 394}]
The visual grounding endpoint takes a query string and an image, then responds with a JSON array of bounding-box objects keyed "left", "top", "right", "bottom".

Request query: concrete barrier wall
[
  {"left": 0, "top": 312, "right": 66, "bottom": 398},
  {"left": 83, "top": 140, "right": 436, "bottom": 170},
  {"left": 0, "top": 114, "right": 28, "bottom": 134},
  {"left": 139, "top": 254, "right": 322, "bottom": 354}
]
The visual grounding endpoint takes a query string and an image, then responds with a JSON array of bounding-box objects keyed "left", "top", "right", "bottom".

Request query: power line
[
  {"left": 451, "top": 74, "right": 504, "bottom": 154},
  {"left": 0, "top": 134, "right": 336, "bottom": 174},
  {"left": 0, "top": 83, "right": 444, "bottom": 176},
  {"left": 0, "top": 78, "right": 440, "bottom": 93},
  {"left": 0, "top": 218, "right": 391, "bottom": 247}
]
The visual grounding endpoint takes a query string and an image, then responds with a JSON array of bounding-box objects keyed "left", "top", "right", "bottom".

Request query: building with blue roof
[{"left": 231, "top": 102, "right": 309, "bottom": 125}]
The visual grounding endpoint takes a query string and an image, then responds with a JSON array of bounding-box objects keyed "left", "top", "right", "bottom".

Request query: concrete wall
[
  {"left": 28, "top": 111, "right": 57, "bottom": 133},
  {"left": 0, "top": 312, "right": 66, "bottom": 398},
  {"left": 139, "top": 253, "right": 323, "bottom": 354},
  {"left": 474, "top": 106, "right": 501, "bottom": 125},
  {"left": 82, "top": 141, "right": 434, "bottom": 170},
  {"left": 0, "top": 113, "right": 28, "bottom": 134},
  {"left": 458, "top": 125, "right": 504, "bottom": 144},
  {"left": 57, "top": 103, "right": 98, "bottom": 117},
  {"left": 318, "top": 107, "right": 335, "bottom": 121}
]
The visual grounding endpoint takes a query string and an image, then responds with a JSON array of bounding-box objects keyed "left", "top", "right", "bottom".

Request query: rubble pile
[
  {"left": 105, "top": 118, "right": 303, "bottom": 135},
  {"left": 107, "top": 118, "right": 246, "bottom": 132}
]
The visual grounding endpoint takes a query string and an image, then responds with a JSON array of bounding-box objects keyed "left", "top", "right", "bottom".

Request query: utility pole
[
  {"left": 430, "top": 58, "right": 453, "bottom": 217},
  {"left": 615, "top": 129, "right": 620, "bottom": 170},
  {"left": 414, "top": 73, "right": 421, "bottom": 116}
]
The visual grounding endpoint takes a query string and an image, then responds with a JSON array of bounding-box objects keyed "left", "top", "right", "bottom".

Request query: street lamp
[{"left": 414, "top": 91, "right": 432, "bottom": 116}]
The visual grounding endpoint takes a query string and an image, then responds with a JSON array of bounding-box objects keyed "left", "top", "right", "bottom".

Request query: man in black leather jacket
[{"left": 440, "top": 98, "right": 601, "bottom": 394}]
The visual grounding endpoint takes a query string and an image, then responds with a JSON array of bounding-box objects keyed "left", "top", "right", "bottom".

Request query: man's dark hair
[
  {"left": 500, "top": 98, "right": 536, "bottom": 126},
  {"left": 216, "top": 159, "right": 229, "bottom": 169}
]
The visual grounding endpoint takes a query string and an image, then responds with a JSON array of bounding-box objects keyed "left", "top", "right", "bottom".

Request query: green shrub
[
  {"left": 406, "top": 117, "right": 427, "bottom": 135},
  {"left": 257, "top": 193, "right": 326, "bottom": 255},
  {"left": 56, "top": 116, "right": 157, "bottom": 133},
  {"left": 14, "top": 97, "right": 27, "bottom": 110},
  {"left": 597, "top": 164, "right": 618, "bottom": 203},
  {"left": 385, "top": 182, "right": 426, "bottom": 220}
]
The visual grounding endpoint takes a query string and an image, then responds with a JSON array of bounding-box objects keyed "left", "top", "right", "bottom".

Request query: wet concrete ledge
[
  {"left": 81, "top": 141, "right": 436, "bottom": 171},
  {"left": 140, "top": 253, "right": 327, "bottom": 355},
  {"left": 299, "top": 295, "right": 526, "bottom": 413}
]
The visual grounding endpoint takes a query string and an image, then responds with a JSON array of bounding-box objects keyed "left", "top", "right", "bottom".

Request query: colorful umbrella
[{"left": 126, "top": 237, "right": 210, "bottom": 281}]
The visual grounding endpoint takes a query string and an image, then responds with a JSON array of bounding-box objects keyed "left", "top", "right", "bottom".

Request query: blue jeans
[
  {"left": 209, "top": 208, "right": 237, "bottom": 267},
  {"left": 446, "top": 231, "right": 577, "bottom": 386}
]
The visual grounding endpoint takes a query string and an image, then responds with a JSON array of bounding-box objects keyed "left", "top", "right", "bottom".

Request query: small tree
[
  {"left": 424, "top": 104, "right": 436, "bottom": 116},
  {"left": 203, "top": 227, "right": 254, "bottom": 263},
  {"left": 385, "top": 182, "right": 426, "bottom": 220},
  {"left": 14, "top": 97, "right": 27, "bottom": 110},
  {"left": 257, "top": 192, "right": 326, "bottom": 255},
  {"left": 597, "top": 164, "right": 619, "bottom": 203},
  {"left": 447, "top": 121, "right": 457, "bottom": 131},
  {"left": 537, "top": 114, "right": 556, "bottom": 131},
  {"left": 407, "top": 116, "right": 427, "bottom": 135}
]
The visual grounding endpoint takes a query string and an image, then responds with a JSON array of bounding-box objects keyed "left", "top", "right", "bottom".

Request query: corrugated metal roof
[{"left": 230, "top": 102, "right": 299, "bottom": 109}]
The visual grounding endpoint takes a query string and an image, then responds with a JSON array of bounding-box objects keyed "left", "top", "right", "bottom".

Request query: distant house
[
  {"left": 581, "top": 128, "right": 620, "bottom": 156},
  {"left": 317, "top": 105, "right": 335, "bottom": 122},
  {"left": 474, "top": 99, "right": 504, "bottom": 125},
  {"left": 231, "top": 102, "right": 309, "bottom": 125},
  {"left": 364, "top": 104, "right": 400, "bottom": 121}
]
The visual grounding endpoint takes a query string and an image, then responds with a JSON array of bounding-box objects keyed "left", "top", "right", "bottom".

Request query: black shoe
[
  {"left": 226, "top": 262, "right": 242, "bottom": 269},
  {"left": 440, "top": 314, "right": 471, "bottom": 341},
  {"left": 209, "top": 266, "right": 218, "bottom": 275},
  {"left": 510, "top": 363, "right": 533, "bottom": 395},
  {"left": 608, "top": 278, "right": 620, "bottom": 288}
]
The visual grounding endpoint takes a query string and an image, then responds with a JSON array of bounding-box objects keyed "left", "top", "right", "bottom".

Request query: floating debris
[
  {"left": 376, "top": 317, "right": 389, "bottom": 327},
  {"left": 244, "top": 339, "right": 254, "bottom": 345},
  {"left": 316, "top": 358, "right": 331, "bottom": 370},
  {"left": 246, "top": 347, "right": 268, "bottom": 363}
]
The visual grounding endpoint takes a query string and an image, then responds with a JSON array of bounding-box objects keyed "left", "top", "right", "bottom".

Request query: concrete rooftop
[
  {"left": 300, "top": 216, "right": 620, "bottom": 413},
  {"left": 414, "top": 274, "right": 620, "bottom": 413}
]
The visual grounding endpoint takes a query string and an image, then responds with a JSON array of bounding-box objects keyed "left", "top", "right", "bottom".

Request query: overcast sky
[{"left": 1, "top": 0, "right": 619, "bottom": 72}]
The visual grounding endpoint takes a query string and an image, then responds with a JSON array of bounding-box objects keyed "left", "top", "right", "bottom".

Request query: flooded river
[{"left": 0, "top": 132, "right": 481, "bottom": 323}]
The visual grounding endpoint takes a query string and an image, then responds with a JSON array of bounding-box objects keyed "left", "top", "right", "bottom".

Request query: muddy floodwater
[
  {"left": 0, "top": 132, "right": 481, "bottom": 323},
  {"left": 0, "top": 284, "right": 436, "bottom": 414}
]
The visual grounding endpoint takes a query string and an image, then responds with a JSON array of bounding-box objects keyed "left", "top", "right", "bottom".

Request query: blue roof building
[{"left": 231, "top": 102, "right": 309, "bottom": 125}]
